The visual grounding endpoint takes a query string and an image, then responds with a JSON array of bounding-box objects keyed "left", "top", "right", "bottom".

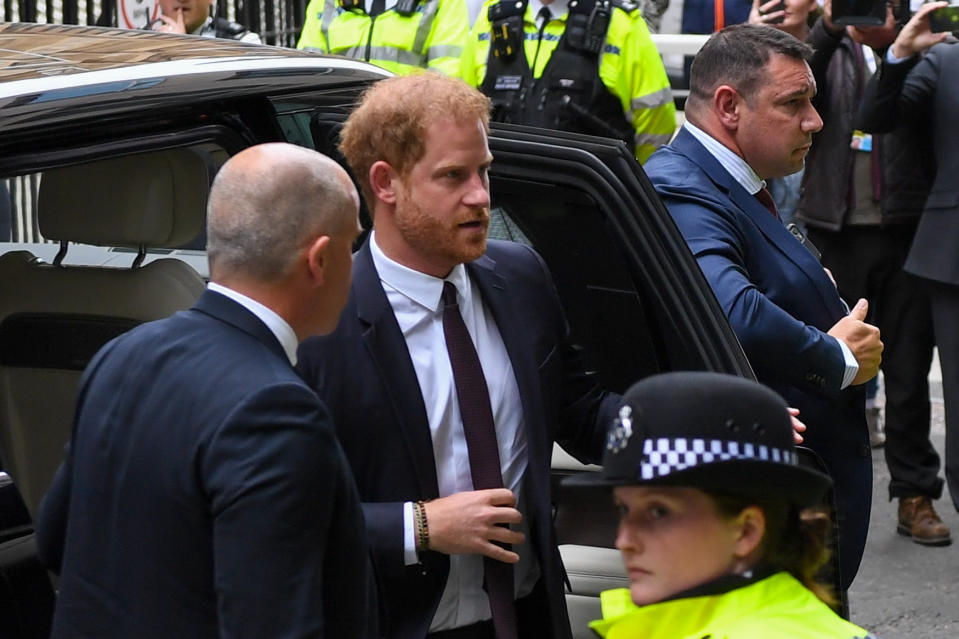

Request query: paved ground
[{"left": 848, "top": 364, "right": 958, "bottom": 638}]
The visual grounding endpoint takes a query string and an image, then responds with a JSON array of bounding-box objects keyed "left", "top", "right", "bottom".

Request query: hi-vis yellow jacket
[
  {"left": 590, "top": 572, "right": 877, "bottom": 639},
  {"left": 461, "top": 0, "right": 675, "bottom": 163},
  {"left": 297, "top": 0, "right": 468, "bottom": 77}
]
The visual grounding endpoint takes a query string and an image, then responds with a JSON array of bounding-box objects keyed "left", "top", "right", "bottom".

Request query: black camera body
[{"left": 833, "top": 0, "right": 887, "bottom": 27}]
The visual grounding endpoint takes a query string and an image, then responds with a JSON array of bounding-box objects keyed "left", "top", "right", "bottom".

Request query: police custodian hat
[{"left": 564, "top": 372, "right": 833, "bottom": 507}]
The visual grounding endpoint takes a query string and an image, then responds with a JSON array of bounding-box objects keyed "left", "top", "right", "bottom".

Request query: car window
[{"left": 489, "top": 180, "right": 661, "bottom": 395}]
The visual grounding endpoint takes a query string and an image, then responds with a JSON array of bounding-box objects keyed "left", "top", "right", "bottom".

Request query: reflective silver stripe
[
  {"left": 634, "top": 132, "right": 673, "bottom": 148},
  {"left": 320, "top": 0, "right": 337, "bottom": 50},
  {"left": 426, "top": 44, "right": 463, "bottom": 60},
  {"left": 630, "top": 86, "right": 673, "bottom": 111},
  {"left": 364, "top": 45, "right": 427, "bottom": 67},
  {"left": 412, "top": 0, "right": 440, "bottom": 58}
]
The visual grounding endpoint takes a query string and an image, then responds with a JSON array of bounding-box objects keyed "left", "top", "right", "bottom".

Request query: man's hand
[
  {"left": 827, "top": 298, "right": 883, "bottom": 386},
  {"left": 891, "top": 1, "right": 949, "bottom": 59},
  {"left": 155, "top": 6, "right": 187, "bottom": 33},
  {"left": 788, "top": 407, "right": 806, "bottom": 444},
  {"left": 423, "top": 489, "right": 525, "bottom": 563},
  {"left": 748, "top": 0, "right": 786, "bottom": 26}
]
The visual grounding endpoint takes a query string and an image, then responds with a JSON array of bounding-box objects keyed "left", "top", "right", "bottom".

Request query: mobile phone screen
[{"left": 929, "top": 4, "right": 959, "bottom": 31}]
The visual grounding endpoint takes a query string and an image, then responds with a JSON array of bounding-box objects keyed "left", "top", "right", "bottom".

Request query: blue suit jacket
[
  {"left": 296, "top": 239, "right": 617, "bottom": 639},
  {"left": 645, "top": 129, "right": 871, "bottom": 589},
  {"left": 37, "top": 289, "right": 374, "bottom": 639}
]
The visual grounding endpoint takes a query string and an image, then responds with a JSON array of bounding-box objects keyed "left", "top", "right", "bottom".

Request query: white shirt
[
  {"left": 683, "top": 123, "right": 859, "bottom": 389},
  {"left": 206, "top": 282, "right": 298, "bottom": 365},
  {"left": 369, "top": 233, "right": 539, "bottom": 631}
]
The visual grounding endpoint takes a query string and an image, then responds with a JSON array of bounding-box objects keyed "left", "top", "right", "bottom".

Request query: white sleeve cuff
[
  {"left": 403, "top": 501, "right": 418, "bottom": 565},
  {"left": 837, "top": 337, "right": 860, "bottom": 389},
  {"left": 886, "top": 47, "right": 911, "bottom": 64}
]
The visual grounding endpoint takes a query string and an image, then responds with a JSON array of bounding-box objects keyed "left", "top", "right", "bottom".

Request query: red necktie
[
  {"left": 755, "top": 187, "right": 781, "bottom": 220},
  {"left": 442, "top": 282, "right": 518, "bottom": 639}
]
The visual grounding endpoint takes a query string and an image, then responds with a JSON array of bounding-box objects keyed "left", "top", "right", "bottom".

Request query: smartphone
[
  {"left": 833, "top": 0, "right": 887, "bottom": 26},
  {"left": 929, "top": 3, "right": 959, "bottom": 31},
  {"left": 760, "top": 0, "right": 787, "bottom": 24}
]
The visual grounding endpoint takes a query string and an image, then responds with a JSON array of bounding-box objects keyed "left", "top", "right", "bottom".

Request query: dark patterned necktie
[
  {"left": 755, "top": 186, "right": 781, "bottom": 220},
  {"left": 369, "top": 0, "right": 385, "bottom": 16},
  {"left": 441, "top": 282, "right": 518, "bottom": 639}
]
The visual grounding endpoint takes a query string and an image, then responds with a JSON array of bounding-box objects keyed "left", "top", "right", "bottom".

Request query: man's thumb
[{"left": 850, "top": 298, "right": 868, "bottom": 320}]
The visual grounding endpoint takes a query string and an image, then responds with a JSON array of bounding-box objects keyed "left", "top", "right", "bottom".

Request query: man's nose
[
  {"left": 803, "top": 103, "right": 823, "bottom": 134},
  {"left": 464, "top": 175, "right": 490, "bottom": 208}
]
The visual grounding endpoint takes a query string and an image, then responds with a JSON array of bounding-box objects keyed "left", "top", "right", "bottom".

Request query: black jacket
[
  {"left": 859, "top": 41, "right": 959, "bottom": 284},
  {"left": 796, "top": 19, "right": 934, "bottom": 231}
]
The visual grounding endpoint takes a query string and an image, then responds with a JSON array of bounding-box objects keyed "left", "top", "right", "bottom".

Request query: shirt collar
[
  {"left": 207, "top": 281, "right": 299, "bottom": 365},
  {"left": 370, "top": 231, "right": 470, "bottom": 313},
  {"left": 528, "top": 0, "right": 569, "bottom": 21},
  {"left": 683, "top": 121, "right": 765, "bottom": 196}
]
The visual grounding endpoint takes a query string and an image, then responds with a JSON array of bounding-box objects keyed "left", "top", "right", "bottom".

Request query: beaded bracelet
[{"left": 414, "top": 500, "right": 430, "bottom": 552}]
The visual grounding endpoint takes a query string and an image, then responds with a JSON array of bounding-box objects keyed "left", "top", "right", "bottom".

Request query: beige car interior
[{"left": 0, "top": 148, "right": 209, "bottom": 517}]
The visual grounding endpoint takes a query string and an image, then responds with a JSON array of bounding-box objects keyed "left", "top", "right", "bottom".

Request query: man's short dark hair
[{"left": 688, "top": 24, "right": 814, "bottom": 108}]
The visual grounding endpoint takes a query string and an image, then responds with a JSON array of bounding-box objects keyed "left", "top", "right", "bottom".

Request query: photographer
[{"left": 858, "top": 0, "right": 958, "bottom": 542}]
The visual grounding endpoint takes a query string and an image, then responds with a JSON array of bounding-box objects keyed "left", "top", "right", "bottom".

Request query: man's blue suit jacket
[
  {"left": 645, "top": 128, "right": 872, "bottom": 590},
  {"left": 37, "top": 289, "right": 374, "bottom": 638},
  {"left": 296, "top": 239, "right": 617, "bottom": 639}
]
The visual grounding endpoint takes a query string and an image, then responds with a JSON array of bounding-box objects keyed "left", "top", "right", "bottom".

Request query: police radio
[
  {"left": 488, "top": 0, "right": 528, "bottom": 60},
  {"left": 567, "top": 0, "right": 613, "bottom": 55}
]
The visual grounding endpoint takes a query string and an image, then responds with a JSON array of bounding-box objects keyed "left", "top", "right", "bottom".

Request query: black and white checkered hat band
[{"left": 640, "top": 437, "right": 796, "bottom": 480}]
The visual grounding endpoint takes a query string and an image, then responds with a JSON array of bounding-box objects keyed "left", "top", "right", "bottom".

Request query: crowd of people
[{"left": 29, "top": 0, "right": 958, "bottom": 637}]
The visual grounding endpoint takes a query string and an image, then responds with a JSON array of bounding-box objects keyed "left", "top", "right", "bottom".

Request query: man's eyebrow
[{"left": 776, "top": 83, "right": 816, "bottom": 101}]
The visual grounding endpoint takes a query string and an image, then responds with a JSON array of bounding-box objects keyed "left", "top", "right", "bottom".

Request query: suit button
[{"left": 859, "top": 444, "right": 871, "bottom": 457}]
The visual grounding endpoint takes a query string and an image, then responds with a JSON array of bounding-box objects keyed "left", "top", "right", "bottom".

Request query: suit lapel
[
  {"left": 672, "top": 129, "right": 847, "bottom": 317},
  {"left": 466, "top": 252, "right": 550, "bottom": 477},
  {"left": 352, "top": 240, "right": 439, "bottom": 497},
  {"left": 193, "top": 289, "right": 289, "bottom": 363}
]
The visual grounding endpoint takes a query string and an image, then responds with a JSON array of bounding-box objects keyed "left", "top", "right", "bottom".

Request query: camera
[
  {"left": 928, "top": 2, "right": 959, "bottom": 31},
  {"left": 832, "top": 0, "right": 887, "bottom": 26}
]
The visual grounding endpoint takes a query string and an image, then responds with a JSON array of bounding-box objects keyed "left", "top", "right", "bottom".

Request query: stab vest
[{"left": 480, "top": 0, "right": 634, "bottom": 149}]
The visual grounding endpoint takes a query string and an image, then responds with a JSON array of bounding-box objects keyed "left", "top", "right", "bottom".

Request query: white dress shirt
[
  {"left": 369, "top": 233, "right": 539, "bottom": 631},
  {"left": 207, "top": 282, "right": 298, "bottom": 366},
  {"left": 683, "top": 122, "right": 859, "bottom": 389}
]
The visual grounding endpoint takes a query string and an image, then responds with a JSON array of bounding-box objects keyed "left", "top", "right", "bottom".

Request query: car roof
[{"left": 0, "top": 23, "right": 389, "bottom": 131}]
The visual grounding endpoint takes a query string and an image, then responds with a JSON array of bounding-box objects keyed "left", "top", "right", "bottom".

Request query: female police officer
[{"left": 566, "top": 372, "right": 877, "bottom": 638}]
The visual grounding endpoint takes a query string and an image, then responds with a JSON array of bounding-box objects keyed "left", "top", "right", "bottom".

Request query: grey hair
[
  {"left": 686, "top": 24, "right": 814, "bottom": 113},
  {"left": 206, "top": 144, "right": 355, "bottom": 282}
]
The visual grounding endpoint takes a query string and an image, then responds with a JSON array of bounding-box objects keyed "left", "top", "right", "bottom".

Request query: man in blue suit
[
  {"left": 296, "top": 73, "right": 617, "bottom": 639},
  {"left": 644, "top": 24, "right": 883, "bottom": 590},
  {"left": 37, "top": 144, "right": 375, "bottom": 638}
]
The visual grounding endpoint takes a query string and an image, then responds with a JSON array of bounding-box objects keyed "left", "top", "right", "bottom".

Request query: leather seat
[{"left": 0, "top": 148, "right": 209, "bottom": 516}]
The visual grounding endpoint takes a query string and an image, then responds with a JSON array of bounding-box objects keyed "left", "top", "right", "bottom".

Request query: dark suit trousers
[
  {"left": 926, "top": 279, "right": 959, "bottom": 511},
  {"left": 808, "top": 225, "right": 942, "bottom": 502}
]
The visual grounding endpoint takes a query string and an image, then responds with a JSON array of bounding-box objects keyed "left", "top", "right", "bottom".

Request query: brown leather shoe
[{"left": 898, "top": 496, "right": 952, "bottom": 546}]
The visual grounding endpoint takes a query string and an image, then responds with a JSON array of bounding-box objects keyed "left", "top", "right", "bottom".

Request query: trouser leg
[{"left": 927, "top": 279, "right": 959, "bottom": 512}]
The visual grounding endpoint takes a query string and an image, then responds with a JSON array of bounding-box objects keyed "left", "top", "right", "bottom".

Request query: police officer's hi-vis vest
[
  {"left": 462, "top": 0, "right": 676, "bottom": 163},
  {"left": 296, "top": 0, "right": 468, "bottom": 77}
]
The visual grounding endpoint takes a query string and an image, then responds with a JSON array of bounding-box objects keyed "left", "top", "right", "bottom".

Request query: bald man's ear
[
  {"left": 369, "top": 160, "right": 399, "bottom": 207},
  {"left": 305, "top": 235, "right": 331, "bottom": 287},
  {"left": 714, "top": 85, "right": 743, "bottom": 131}
]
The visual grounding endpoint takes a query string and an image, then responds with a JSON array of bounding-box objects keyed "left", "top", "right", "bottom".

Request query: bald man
[{"left": 36, "top": 144, "right": 374, "bottom": 639}]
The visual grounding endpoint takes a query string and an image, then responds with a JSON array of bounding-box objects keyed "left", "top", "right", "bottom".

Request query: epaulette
[
  {"left": 611, "top": 0, "right": 639, "bottom": 12},
  {"left": 213, "top": 16, "right": 249, "bottom": 38}
]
